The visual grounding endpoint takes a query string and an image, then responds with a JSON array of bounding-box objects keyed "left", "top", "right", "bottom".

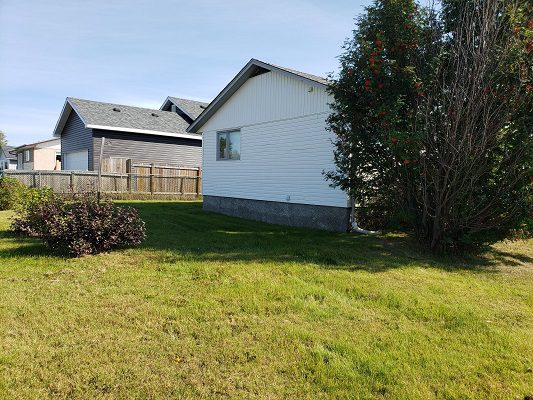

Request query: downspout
[
  {"left": 349, "top": 200, "right": 381, "bottom": 235},
  {"left": 346, "top": 152, "right": 380, "bottom": 235}
]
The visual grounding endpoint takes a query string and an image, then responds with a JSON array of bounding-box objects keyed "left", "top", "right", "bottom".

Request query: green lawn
[{"left": 0, "top": 201, "right": 531, "bottom": 399}]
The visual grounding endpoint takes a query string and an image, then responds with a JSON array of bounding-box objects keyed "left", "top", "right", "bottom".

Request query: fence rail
[{"left": 2, "top": 165, "right": 202, "bottom": 198}]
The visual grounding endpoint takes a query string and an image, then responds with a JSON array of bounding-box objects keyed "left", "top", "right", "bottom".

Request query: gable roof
[
  {"left": 160, "top": 97, "right": 209, "bottom": 121},
  {"left": 13, "top": 138, "right": 60, "bottom": 152},
  {"left": 1, "top": 145, "right": 16, "bottom": 160},
  {"left": 53, "top": 98, "right": 202, "bottom": 140},
  {"left": 187, "top": 59, "right": 330, "bottom": 133}
]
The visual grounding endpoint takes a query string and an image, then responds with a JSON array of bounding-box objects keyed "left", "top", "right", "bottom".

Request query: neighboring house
[
  {"left": 0, "top": 145, "right": 17, "bottom": 170},
  {"left": 160, "top": 97, "right": 209, "bottom": 124},
  {"left": 53, "top": 98, "right": 203, "bottom": 171},
  {"left": 188, "top": 59, "right": 350, "bottom": 231},
  {"left": 13, "top": 138, "right": 61, "bottom": 171}
]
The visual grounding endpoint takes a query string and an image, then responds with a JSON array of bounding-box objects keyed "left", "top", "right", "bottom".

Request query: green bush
[
  {"left": 0, "top": 176, "right": 27, "bottom": 210},
  {"left": 16, "top": 186, "right": 54, "bottom": 213}
]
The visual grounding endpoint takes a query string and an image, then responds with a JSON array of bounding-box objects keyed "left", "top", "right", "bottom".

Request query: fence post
[
  {"left": 126, "top": 159, "right": 132, "bottom": 193},
  {"left": 38, "top": 171, "right": 42, "bottom": 188},
  {"left": 150, "top": 163, "right": 155, "bottom": 195},
  {"left": 70, "top": 171, "right": 75, "bottom": 192},
  {"left": 197, "top": 168, "right": 202, "bottom": 196}
]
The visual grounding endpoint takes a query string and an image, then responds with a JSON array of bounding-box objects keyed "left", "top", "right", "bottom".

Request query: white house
[
  {"left": 0, "top": 146, "right": 17, "bottom": 171},
  {"left": 188, "top": 59, "right": 350, "bottom": 231}
]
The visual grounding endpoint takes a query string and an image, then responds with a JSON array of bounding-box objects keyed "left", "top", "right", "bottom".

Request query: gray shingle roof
[
  {"left": 68, "top": 98, "right": 200, "bottom": 137},
  {"left": 167, "top": 97, "right": 209, "bottom": 120},
  {"left": 1, "top": 145, "right": 16, "bottom": 160}
]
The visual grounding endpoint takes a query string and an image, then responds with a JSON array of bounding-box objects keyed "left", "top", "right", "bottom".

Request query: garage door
[{"left": 64, "top": 150, "right": 88, "bottom": 171}]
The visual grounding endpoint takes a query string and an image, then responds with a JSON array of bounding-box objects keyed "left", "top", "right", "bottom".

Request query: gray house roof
[
  {"left": 1, "top": 145, "right": 16, "bottom": 160},
  {"left": 188, "top": 58, "right": 330, "bottom": 133},
  {"left": 13, "top": 138, "right": 60, "bottom": 152},
  {"left": 160, "top": 97, "right": 209, "bottom": 121},
  {"left": 53, "top": 98, "right": 202, "bottom": 140}
]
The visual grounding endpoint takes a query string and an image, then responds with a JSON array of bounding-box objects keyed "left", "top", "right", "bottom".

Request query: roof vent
[
  {"left": 171, "top": 104, "right": 178, "bottom": 113},
  {"left": 112, "top": 107, "right": 121, "bottom": 112},
  {"left": 200, "top": 105, "right": 207, "bottom": 109},
  {"left": 151, "top": 113, "right": 159, "bottom": 117}
]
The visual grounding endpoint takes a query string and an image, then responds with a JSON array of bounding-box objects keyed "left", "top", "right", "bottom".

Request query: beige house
[{"left": 14, "top": 138, "right": 61, "bottom": 171}]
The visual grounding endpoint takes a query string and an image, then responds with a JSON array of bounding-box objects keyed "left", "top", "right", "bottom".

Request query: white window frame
[
  {"left": 24, "top": 149, "right": 32, "bottom": 162},
  {"left": 217, "top": 129, "right": 241, "bottom": 161}
]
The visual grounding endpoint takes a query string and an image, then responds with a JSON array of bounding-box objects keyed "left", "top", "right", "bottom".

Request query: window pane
[
  {"left": 218, "top": 133, "right": 227, "bottom": 159},
  {"left": 228, "top": 132, "right": 240, "bottom": 160}
]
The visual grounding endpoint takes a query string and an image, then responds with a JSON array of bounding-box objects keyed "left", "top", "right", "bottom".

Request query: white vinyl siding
[
  {"left": 201, "top": 70, "right": 332, "bottom": 132},
  {"left": 201, "top": 69, "right": 347, "bottom": 208},
  {"left": 203, "top": 113, "right": 348, "bottom": 208}
]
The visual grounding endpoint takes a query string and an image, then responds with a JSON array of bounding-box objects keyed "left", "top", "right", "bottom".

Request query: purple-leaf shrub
[{"left": 12, "top": 192, "right": 146, "bottom": 257}]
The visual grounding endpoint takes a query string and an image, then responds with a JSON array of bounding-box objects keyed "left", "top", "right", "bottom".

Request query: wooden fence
[{"left": 2, "top": 164, "right": 202, "bottom": 198}]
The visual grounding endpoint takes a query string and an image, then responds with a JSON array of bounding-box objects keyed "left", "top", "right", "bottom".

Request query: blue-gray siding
[
  {"left": 60, "top": 112, "right": 93, "bottom": 170},
  {"left": 92, "top": 130, "right": 202, "bottom": 171}
]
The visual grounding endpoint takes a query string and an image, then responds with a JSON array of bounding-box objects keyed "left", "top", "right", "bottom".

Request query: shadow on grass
[
  {"left": 1, "top": 201, "right": 530, "bottom": 271},
  {"left": 128, "top": 201, "right": 529, "bottom": 273},
  {"left": 0, "top": 229, "right": 57, "bottom": 259},
  {"left": 486, "top": 249, "right": 533, "bottom": 267}
]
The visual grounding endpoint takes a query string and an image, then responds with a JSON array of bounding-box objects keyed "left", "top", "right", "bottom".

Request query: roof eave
[
  {"left": 53, "top": 98, "right": 89, "bottom": 137},
  {"left": 187, "top": 59, "right": 328, "bottom": 133},
  {"left": 160, "top": 97, "right": 196, "bottom": 121},
  {"left": 86, "top": 124, "right": 202, "bottom": 140}
]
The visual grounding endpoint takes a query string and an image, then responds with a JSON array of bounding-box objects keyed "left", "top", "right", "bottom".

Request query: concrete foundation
[{"left": 203, "top": 195, "right": 350, "bottom": 232}]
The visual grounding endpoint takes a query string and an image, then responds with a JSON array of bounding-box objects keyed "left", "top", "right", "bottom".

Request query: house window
[
  {"left": 24, "top": 149, "right": 33, "bottom": 162},
  {"left": 217, "top": 130, "right": 240, "bottom": 160}
]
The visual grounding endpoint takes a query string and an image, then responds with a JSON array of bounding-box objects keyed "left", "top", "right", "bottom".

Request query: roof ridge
[
  {"left": 68, "top": 97, "right": 175, "bottom": 114},
  {"left": 168, "top": 96, "right": 209, "bottom": 104}
]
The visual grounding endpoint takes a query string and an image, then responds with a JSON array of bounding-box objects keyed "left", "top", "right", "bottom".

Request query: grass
[{"left": 0, "top": 201, "right": 532, "bottom": 399}]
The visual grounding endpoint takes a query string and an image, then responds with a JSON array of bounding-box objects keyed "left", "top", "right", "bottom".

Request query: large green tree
[
  {"left": 327, "top": 0, "right": 532, "bottom": 249},
  {"left": 326, "top": 0, "right": 436, "bottom": 231},
  {"left": 0, "top": 130, "right": 6, "bottom": 148}
]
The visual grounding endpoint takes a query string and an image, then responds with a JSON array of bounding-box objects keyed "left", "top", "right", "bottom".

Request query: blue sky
[{"left": 0, "top": 0, "right": 366, "bottom": 146}]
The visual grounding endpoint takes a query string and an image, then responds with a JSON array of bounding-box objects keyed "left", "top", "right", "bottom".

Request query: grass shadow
[
  {"left": 1, "top": 201, "right": 529, "bottom": 271},
  {"left": 125, "top": 201, "right": 526, "bottom": 273},
  {"left": 0, "top": 230, "right": 57, "bottom": 258}
]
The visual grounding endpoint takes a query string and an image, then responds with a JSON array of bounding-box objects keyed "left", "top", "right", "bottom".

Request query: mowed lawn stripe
[{"left": 0, "top": 201, "right": 531, "bottom": 399}]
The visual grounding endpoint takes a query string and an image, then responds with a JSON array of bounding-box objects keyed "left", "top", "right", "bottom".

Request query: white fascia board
[
  {"left": 52, "top": 100, "right": 71, "bottom": 137},
  {"left": 52, "top": 98, "right": 89, "bottom": 137},
  {"left": 86, "top": 125, "right": 202, "bottom": 140},
  {"left": 187, "top": 58, "right": 328, "bottom": 133}
]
